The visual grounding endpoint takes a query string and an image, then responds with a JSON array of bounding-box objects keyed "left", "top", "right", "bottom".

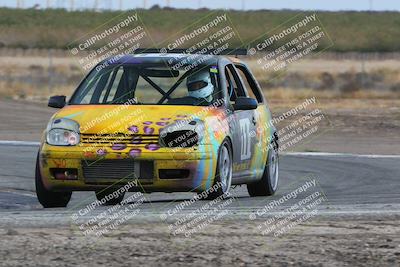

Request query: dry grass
[
  {"left": 2, "top": 8, "right": 400, "bottom": 52},
  {"left": 1, "top": 51, "right": 400, "bottom": 102},
  {"left": 264, "top": 87, "right": 400, "bottom": 100},
  {"left": 0, "top": 81, "right": 74, "bottom": 102}
]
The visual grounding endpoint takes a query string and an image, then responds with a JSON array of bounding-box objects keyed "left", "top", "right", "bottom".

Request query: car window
[
  {"left": 235, "top": 64, "right": 263, "bottom": 103},
  {"left": 70, "top": 64, "right": 221, "bottom": 106},
  {"left": 225, "top": 67, "right": 237, "bottom": 102},
  {"left": 99, "top": 66, "right": 124, "bottom": 103},
  {"left": 135, "top": 74, "right": 186, "bottom": 103},
  {"left": 77, "top": 71, "right": 110, "bottom": 104},
  {"left": 225, "top": 64, "right": 245, "bottom": 104}
]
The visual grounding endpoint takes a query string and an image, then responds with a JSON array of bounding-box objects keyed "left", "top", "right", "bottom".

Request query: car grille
[
  {"left": 82, "top": 159, "right": 154, "bottom": 182},
  {"left": 160, "top": 130, "right": 198, "bottom": 148},
  {"left": 80, "top": 133, "right": 159, "bottom": 146}
]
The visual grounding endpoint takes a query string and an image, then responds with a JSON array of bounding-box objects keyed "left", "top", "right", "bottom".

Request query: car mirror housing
[
  {"left": 48, "top": 95, "right": 66, "bottom": 108},
  {"left": 233, "top": 97, "right": 258, "bottom": 110}
]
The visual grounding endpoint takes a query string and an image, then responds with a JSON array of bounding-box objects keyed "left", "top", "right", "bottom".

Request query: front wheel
[
  {"left": 247, "top": 141, "right": 279, "bottom": 197},
  {"left": 202, "top": 139, "right": 233, "bottom": 200},
  {"left": 35, "top": 153, "right": 72, "bottom": 208}
]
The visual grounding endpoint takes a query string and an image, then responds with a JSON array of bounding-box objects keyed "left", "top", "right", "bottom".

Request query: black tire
[
  {"left": 35, "top": 153, "right": 72, "bottom": 208},
  {"left": 202, "top": 139, "right": 233, "bottom": 200},
  {"left": 247, "top": 141, "right": 279, "bottom": 197},
  {"left": 95, "top": 189, "right": 125, "bottom": 205}
]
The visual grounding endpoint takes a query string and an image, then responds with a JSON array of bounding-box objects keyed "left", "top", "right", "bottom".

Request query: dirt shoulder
[
  {"left": 0, "top": 99, "right": 54, "bottom": 141},
  {"left": 1, "top": 217, "right": 399, "bottom": 267},
  {"left": 271, "top": 98, "right": 400, "bottom": 154},
  {"left": 0, "top": 98, "right": 399, "bottom": 154}
]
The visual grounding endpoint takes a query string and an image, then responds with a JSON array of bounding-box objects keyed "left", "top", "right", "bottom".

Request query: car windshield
[{"left": 69, "top": 63, "right": 221, "bottom": 106}]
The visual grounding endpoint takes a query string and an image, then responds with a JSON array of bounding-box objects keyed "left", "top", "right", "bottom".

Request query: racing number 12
[{"left": 239, "top": 118, "right": 251, "bottom": 160}]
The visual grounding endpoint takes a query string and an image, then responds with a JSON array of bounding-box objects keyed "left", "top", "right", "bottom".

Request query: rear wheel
[
  {"left": 247, "top": 141, "right": 279, "bottom": 197},
  {"left": 35, "top": 153, "right": 72, "bottom": 208},
  {"left": 95, "top": 189, "right": 125, "bottom": 205},
  {"left": 203, "top": 139, "right": 232, "bottom": 200}
]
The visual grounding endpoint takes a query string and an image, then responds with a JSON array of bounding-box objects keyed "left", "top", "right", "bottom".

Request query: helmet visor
[{"left": 187, "top": 81, "right": 208, "bottom": 91}]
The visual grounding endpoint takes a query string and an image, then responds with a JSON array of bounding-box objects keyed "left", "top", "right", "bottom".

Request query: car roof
[
  {"left": 227, "top": 56, "right": 245, "bottom": 64},
  {"left": 102, "top": 53, "right": 245, "bottom": 67}
]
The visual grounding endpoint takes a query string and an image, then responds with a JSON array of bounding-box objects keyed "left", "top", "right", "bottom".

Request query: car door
[
  {"left": 235, "top": 63, "right": 271, "bottom": 179},
  {"left": 224, "top": 64, "right": 258, "bottom": 182}
]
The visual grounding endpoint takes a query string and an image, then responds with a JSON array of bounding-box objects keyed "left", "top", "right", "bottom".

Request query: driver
[{"left": 186, "top": 70, "right": 214, "bottom": 102}]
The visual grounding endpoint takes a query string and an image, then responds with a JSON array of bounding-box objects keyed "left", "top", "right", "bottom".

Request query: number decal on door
[{"left": 239, "top": 118, "right": 251, "bottom": 160}]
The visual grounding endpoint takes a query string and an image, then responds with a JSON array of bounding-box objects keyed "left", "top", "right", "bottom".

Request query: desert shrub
[
  {"left": 355, "top": 72, "right": 375, "bottom": 89},
  {"left": 368, "top": 69, "right": 386, "bottom": 83},
  {"left": 390, "top": 83, "right": 400, "bottom": 92},
  {"left": 338, "top": 71, "right": 361, "bottom": 94},
  {"left": 318, "top": 72, "right": 335, "bottom": 90},
  {"left": 28, "top": 64, "right": 44, "bottom": 75},
  {"left": 284, "top": 72, "right": 307, "bottom": 88}
]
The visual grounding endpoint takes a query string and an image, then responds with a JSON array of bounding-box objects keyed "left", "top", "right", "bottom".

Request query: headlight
[
  {"left": 47, "top": 129, "right": 80, "bottom": 146},
  {"left": 46, "top": 118, "right": 80, "bottom": 146},
  {"left": 159, "top": 119, "right": 204, "bottom": 148}
]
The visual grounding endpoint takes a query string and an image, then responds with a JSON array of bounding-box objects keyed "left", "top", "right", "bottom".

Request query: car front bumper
[{"left": 39, "top": 143, "right": 218, "bottom": 193}]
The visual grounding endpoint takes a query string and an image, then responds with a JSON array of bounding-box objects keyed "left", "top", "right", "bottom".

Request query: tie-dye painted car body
[{"left": 36, "top": 53, "right": 278, "bottom": 207}]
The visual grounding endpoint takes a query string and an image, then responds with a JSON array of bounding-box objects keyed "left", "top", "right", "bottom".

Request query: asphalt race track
[{"left": 0, "top": 143, "right": 400, "bottom": 227}]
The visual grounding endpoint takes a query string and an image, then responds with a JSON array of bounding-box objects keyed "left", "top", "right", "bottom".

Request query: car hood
[{"left": 53, "top": 104, "right": 225, "bottom": 135}]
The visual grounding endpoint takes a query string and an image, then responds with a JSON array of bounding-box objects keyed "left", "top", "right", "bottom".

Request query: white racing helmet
[{"left": 186, "top": 70, "right": 214, "bottom": 101}]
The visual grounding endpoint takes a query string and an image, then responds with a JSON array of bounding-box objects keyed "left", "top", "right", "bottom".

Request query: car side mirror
[
  {"left": 48, "top": 95, "right": 66, "bottom": 108},
  {"left": 233, "top": 97, "right": 258, "bottom": 110}
]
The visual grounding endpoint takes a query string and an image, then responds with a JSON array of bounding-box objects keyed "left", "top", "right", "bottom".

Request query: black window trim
[
  {"left": 225, "top": 63, "right": 247, "bottom": 98},
  {"left": 234, "top": 63, "right": 264, "bottom": 104}
]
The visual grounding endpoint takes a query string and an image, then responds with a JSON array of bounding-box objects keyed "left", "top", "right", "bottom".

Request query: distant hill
[{"left": 0, "top": 7, "right": 399, "bottom": 52}]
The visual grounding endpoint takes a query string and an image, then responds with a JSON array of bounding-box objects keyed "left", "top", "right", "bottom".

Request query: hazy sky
[{"left": 1, "top": 0, "right": 400, "bottom": 11}]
